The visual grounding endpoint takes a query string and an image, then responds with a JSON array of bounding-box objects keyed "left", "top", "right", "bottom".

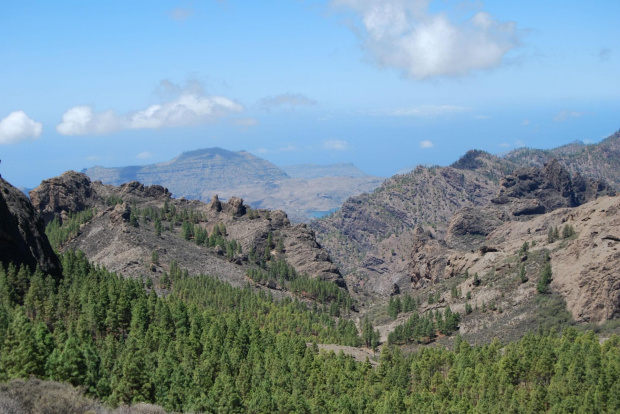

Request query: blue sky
[{"left": 1, "top": 0, "right": 618, "bottom": 187}]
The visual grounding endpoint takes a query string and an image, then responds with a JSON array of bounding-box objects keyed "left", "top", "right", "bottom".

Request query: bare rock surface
[{"left": 0, "top": 178, "right": 61, "bottom": 277}]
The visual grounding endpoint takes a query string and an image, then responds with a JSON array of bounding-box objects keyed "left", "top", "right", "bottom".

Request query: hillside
[
  {"left": 83, "top": 148, "right": 383, "bottom": 222},
  {"left": 29, "top": 171, "right": 349, "bottom": 304},
  {"left": 311, "top": 151, "right": 514, "bottom": 287}
]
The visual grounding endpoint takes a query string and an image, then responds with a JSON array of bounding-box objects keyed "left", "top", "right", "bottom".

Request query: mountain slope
[
  {"left": 311, "top": 151, "right": 513, "bottom": 281},
  {"left": 29, "top": 172, "right": 347, "bottom": 294}
]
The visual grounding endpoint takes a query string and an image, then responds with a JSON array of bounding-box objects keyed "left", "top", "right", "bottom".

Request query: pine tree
[{"left": 0, "top": 308, "right": 44, "bottom": 378}]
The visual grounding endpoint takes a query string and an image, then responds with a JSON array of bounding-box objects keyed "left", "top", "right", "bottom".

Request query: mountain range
[
  {"left": 83, "top": 148, "right": 383, "bottom": 223},
  {"left": 2, "top": 130, "right": 620, "bottom": 412}
]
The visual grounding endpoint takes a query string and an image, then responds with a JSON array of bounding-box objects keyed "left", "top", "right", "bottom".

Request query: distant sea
[{"left": 308, "top": 208, "right": 339, "bottom": 219}]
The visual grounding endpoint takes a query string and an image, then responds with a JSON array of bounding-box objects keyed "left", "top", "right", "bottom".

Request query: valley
[{"left": 2, "top": 132, "right": 620, "bottom": 412}]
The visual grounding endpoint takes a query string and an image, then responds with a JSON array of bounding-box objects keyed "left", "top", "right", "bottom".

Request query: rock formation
[{"left": 0, "top": 178, "right": 61, "bottom": 278}]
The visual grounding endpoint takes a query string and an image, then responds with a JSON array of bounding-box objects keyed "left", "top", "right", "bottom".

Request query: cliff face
[
  {"left": 0, "top": 178, "right": 61, "bottom": 278},
  {"left": 29, "top": 172, "right": 345, "bottom": 289}
]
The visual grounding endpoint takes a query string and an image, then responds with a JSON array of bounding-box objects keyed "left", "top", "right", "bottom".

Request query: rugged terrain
[
  {"left": 83, "top": 148, "right": 383, "bottom": 222},
  {"left": 0, "top": 178, "right": 61, "bottom": 278},
  {"left": 29, "top": 171, "right": 346, "bottom": 292},
  {"left": 313, "top": 133, "right": 620, "bottom": 299},
  {"left": 505, "top": 130, "right": 620, "bottom": 188}
]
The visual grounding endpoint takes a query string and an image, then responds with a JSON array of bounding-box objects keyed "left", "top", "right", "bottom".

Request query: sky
[{"left": 1, "top": 0, "right": 619, "bottom": 188}]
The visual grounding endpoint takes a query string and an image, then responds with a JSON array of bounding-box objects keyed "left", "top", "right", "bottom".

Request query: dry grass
[{"left": 0, "top": 379, "right": 168, "bottom": 414}]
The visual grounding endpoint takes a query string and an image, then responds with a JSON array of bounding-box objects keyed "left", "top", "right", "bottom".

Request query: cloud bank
[
  {"left": 57, "top": 92, "right": 243, "bottom": 136},
  {"left": 333, "top": 0, "right": 519, "bottom": 79},
  {"left": 0, "top": 111, "right": 43, "bottom": 144}
]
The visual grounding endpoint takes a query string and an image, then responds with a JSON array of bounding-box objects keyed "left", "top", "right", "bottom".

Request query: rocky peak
[
  {"left": 0, "top": 178, "right": 61, "bottom": 278},
  {"left": 29, "top": 171, "right": 99, "bottom": 225},
  {"left": 224, "top": 196, "right": 246, "bottom": 217},
  {"left": 207, "top": 195, "right": 222, "bottom": 212}
]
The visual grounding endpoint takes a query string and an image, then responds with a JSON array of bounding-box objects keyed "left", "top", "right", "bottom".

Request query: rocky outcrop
[
  {"left": 207, "top": 195, "right": 222, "bottom": 212},
  {"left": 491, "top": 159, "right": 612, "bottom": 212},
  {"left": 0, "top": 178, "right": 61, "bottom": 278},
  {"left": 446, "top": 161, "right": 613, "bottom": 246},
  {"left": 223, "top": 196, "right": 246, "bottom": 217},
  {"left": 29, "top": 171, "right": 99, "bottom": 225}
]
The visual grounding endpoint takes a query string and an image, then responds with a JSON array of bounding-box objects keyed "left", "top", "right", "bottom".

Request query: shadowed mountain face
[
  {"left": 82, "top": 148, "right": 384, "bottom": 222},
  {"left": 0, "top": 178, "right": 61, "bottom": 278}
]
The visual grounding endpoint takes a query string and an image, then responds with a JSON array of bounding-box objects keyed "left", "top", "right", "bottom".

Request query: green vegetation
[
  {"left": 2, "top": 253, "right": 620, "bottom": 412},
  {"left": 45, "top": 208, "right": 96, "bottom": 250},
  {"left": 247, "top": 260, "right": 353, "bottom": 313},
  {"left": 388, "top": 307, "right": 460, "bottom": 345},
  {"left": 537, "top": 262, "right": 553, "bottom": 294}
]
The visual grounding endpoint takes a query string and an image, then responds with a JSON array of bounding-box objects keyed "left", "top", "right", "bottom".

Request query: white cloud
[
  {"left": 522, "top": 119, "right": 530, "bottom": 126},
  {"left": 57, "top": 90, "right": 243, "bottom": 136},
  {"left": 419, "top": 140, "right": 434, "bottom": 148},
  {"left": 255, "top": 147, "right": 269, "bottom": 154},
  {"left": 332, "top": 0, "right": 519, "bottom": 79},
  {"left": 498, "top": 142, "right": 510, "bottom": 148},
  {"left": 323, "top": 139, "right": 349, "bottom": 151},
  {"left": 137, "top": 151, "right": 154, "bottom": 159},
  {"left": 257, "top": 93, "right": 317, "bottom": 111},
  {"left": 0, "top": 111, "right": 43, "bottom": 144},
  {"left": 553, "top": 110, "right": 585, "bottom": 122},
  {"left": 365, "top": 104, "right": 471, "bottom": 117},
  {"left": 473, "top": 114, "right": 490, "bottom": 120}
]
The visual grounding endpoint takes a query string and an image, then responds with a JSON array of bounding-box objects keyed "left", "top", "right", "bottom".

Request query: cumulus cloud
[
  {"left": 332, "top": 0, "right": 519, "bottom": 79},
  {"left": 365, "top": 104, "right": 471, "bottom": 117},
  {"left": 553, "top": 110, "right": 585, "bottom": 122},
  {"left": 323, "top": 140, "right": 349, "bottom": 151},
  {"left": 0, "top": 111, "right": 43, "bottom": 144},
  {"left": 57, "top": 89, "right": 243, "bottom": 136},
  {"left": 257, "top": 93, "right": 317, "bottom": 111},
  {"left": 419, "top": 140, "right": 434, "bottom": 148}
]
